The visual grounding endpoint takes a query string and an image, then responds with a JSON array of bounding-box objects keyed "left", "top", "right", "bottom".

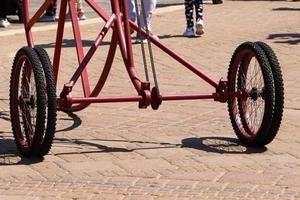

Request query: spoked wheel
[
  {"left": 227, "top": 42, "right": 276, "bottom": 146},
  {"left": 10, "top": 47, "right": 56, "bottom": 157}
]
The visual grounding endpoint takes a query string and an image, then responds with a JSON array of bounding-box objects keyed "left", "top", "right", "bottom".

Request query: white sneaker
[
  {"left": 183, "top": 27, "right": 194, "bottom": 37},
  {"left": 135, "top": 32, "right": 159, "bottom": 43},
  {"left": 135, "top": 35, "right": 148, "bottom": 44},
  {"left": 78, "top": 11, "right": 87, "bottom": 20},
  {"left": 0, "top": 18, "right": 10, "bottom": 28},
  {"left": 195, "top": 19, "right": 204, "bottom": 35}
]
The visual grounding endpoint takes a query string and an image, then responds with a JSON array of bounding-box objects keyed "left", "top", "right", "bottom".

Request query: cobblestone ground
[{"left": 0, "top": 1, "right": 300, "bottom": 199}]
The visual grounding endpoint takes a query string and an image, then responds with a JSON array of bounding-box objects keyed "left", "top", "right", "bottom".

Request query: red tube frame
[{"left": 22, "top": 0, "right": 233, "bottom": 111}]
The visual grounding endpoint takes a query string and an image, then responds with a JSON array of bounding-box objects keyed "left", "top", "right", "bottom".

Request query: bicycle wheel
[
  {"left": 10, "top": 47, "right": 47, "bottom": 157},
  {"left": 255, "top": 41, "right": 284, "bottom": 145},
  {"left": 227, "top": 42, "right": 275, "bottom": 146},
  {"left": 34, "top": 46, "right": 57, "bottom": 156}
]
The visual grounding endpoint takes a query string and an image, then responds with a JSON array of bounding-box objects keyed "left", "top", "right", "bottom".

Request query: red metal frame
[{"left": 22, "top": 0, "right": 236, "bottom": 111}]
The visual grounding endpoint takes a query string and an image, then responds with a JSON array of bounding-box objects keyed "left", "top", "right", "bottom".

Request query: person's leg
[
  {"left": 0, "top": 0, "right": 10, "bottom": 18},
  {"left": 127, "top": 0, "right": 136, "bottom": 22},
  {"left": 183, "top": 0, "right": 194, "bottom": 36},
  {"left": 194, "top": 0, "right": 204, "bottom": 35},
  {"left": 77, "top": 0, "right": 82, "bottom": 10},
  {"left": 0, "top": 6, "right": 7, "bottom": 19},
  {"left": 140, "top": 0, "right": 156, "bottom": 32},
  {"left": 0, "top": 0, "right": 6, "bottom": 18},
  {"left": 194, "top": 0, "right": 203, "bottom": 22},
  {"left": 39, "top": 0, "right": 57, "bottom": 22},
  {"left": 184, "top": 0, "right": 194, "bottom": 28},
  {"left": 77, "top": 0, "right": 86, "bottom": 20},
  {"left": 0, "top": 0, "right": 10, "bottom": 27},
  {"left": 46, "top": 0, "right": 58, "bottom": 16}
]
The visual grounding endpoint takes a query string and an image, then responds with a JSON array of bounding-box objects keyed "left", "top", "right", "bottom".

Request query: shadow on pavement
[
  {"left": 156, "top": 3, "right": 183, "bottom": 8},
  {"left": 181, "top": 137, "right": 267, "bottom": 154},
  {"left": 0, "top": 110, "right": 10, "bottom": 122},
  {"left": 0, "top": 135, "right": 267, "bottom": 165},
  {"left": 52, "top": 135, "right": 266, "bottom": 156},
  {"left": 273, "top": 7, "right": 300, "bottom": 11},
  {"left": 0, "top": 138, "right": 44, "bottom": 165},
  {"left": 158, "top": 34, "right": 200, "bottom": 39},
  {"left": 53, "top": 137, "right": 181, "bottom": 155},
  {"left": 35, "top": 34, "right": 200, "bottom": 49},
  {"left": 36, "top": 39, "right": 111, "bottom": 49},
  {"left": 0, "top": 111, "right": 82, "bottom": 165},
  {"left": 267, "top": 33, "right": 300, "bottom": 45},
  {"left": 56, "top": 111, "right": 82, "bottom": 133}
]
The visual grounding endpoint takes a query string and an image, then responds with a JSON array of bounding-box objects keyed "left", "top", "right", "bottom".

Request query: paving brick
[{"left": 1, "top": 0, "right": 300, "bottom": 199}]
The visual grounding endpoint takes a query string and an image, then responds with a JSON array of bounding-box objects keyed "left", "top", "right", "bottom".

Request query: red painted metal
[
  {"left": 68, "top": 14, "right": 116, "bottom": 85},
  {"left": 22, "top": 0, "right": 34, "bottom": 48},
  {"left": 27, "top": 0, "right": 52, "bottom": 30},
  {"left": 85, "top": 0, "right": 109, "bottom": 21},
  {"left": 128, "top": 21, "right": 219, "bottom": 89},
  {"left": 162, "top": 94, "right": 216, "bottom": 101},
  {"left": 22, "top": 0, "right": 235, "bottom": 111},
  {"left": 68, "top": 0, "right": 91, "bottom": 97},
  {"left": 53, "top": 0, "right": 68, "bottom": 82},
  {"left": 71, "top": 96, "right": 143, "bottom": 104}
]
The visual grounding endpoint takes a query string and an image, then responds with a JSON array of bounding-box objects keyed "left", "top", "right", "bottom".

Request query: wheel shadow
[
  {"left": 0, "top": 111, "right": 82, "bottom": 165},
  {"left": 267, "top": 33, "right": 300, "bottom": 45},
  {"left": 181, "top": 136, "right": 267, "bottom": 154},
  {"left": 0, "top": 138, "right": 44, "bottom": 165}
]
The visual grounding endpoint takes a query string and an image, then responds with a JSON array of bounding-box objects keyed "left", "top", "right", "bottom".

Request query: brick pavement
[{"left": 1, "top": 1, "right": 300, "bottom": 199}]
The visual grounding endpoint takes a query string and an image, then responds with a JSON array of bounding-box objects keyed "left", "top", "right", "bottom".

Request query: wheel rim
[
  {"left": 11, "top": 55, "right": 38, "bottom": 151},
  {"left": 238, "top": 52, "right": 266, "bottom": 138}
]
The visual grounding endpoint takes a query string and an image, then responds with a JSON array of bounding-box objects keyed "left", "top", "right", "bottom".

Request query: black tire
[
  {"left": 255, "top": 41, "right": 284, "bottom": 144},
  {"left": 10, "top": 47, "right": 47, "bottom": 157},
  {"left": 227, "top": 42, "right": 275, "bottom": 146},
  {"left": 34, "top": 47, "right": 57, "bottom": 156}
]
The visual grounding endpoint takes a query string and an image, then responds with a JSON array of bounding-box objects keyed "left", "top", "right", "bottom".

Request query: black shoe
[{"left": 212, "top": 0, "right": 223, "bottom": 4}]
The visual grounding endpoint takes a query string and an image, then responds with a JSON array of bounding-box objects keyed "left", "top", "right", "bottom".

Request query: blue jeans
[{"left": 127, "top": 0, "right": 157, "bottom": 31}]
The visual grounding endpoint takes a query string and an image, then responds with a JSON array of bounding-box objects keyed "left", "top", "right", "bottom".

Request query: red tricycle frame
[
  {"left": 11, "top": 0, "right": 283, "bottom": 157},
  {"left": 22, "top": 0, "right": 230, "bottom": 111}
]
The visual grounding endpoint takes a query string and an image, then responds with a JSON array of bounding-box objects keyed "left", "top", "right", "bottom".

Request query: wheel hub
[
  {"left": 19, "top": 95, "right": 36, "bottom": 109},
  {"left": 249, "top": 87, "right": 259, "bottom": 101}
]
